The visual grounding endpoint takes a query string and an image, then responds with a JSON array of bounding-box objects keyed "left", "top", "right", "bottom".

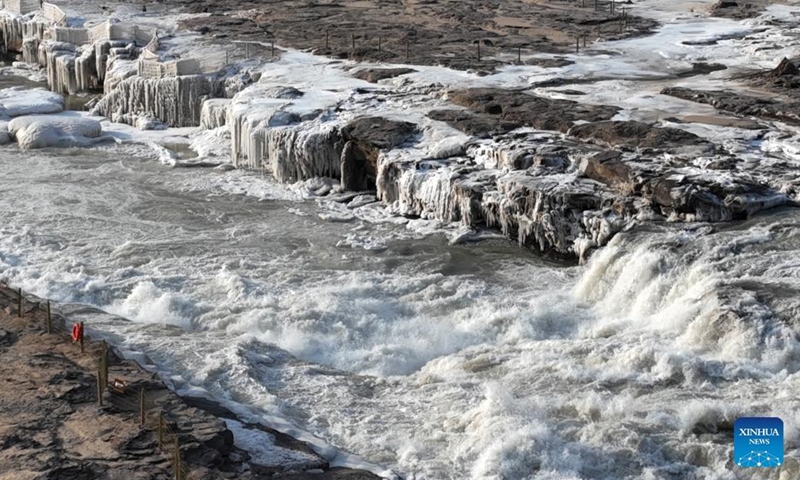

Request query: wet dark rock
[
  {"left": 439, "top": 88, "right": 618, "bottom": 135},
  {"left": 568, "top": 120, "right": 710, "bottom": 151},
  {"left": 709, "top": 0, "right": 772, "bottom": 18},
  {"left": 428, "top": 109, "right": 520, "bottom": 137},
  {"left": 771, "top": 57, "right": 799, "bottom": 78},
  {"left": 662, "top": 86, "right": 800, "bottom": 125},
  {"left": 676, "top": 62, "right": 728, "bottom": 78},
  {"left": 340, "top": 117, "right": 417, "bottom": 191},
  {"left": 578, "top": 151, "right": 634, "bottom": 194},
  {"left": 524, "top": 57, "right": 574, "bottom": 68},
  {"left": 352, "top": 67, "right": 417, "bottom": 83},
  {"left": 281, "top": 467, "right": 382, "bottom": 479}
]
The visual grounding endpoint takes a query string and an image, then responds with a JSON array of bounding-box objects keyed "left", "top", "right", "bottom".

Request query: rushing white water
[
  {"left": 2, "top": 0, "right": 800, "bottom": 477},
  {"left": 2, "top": 143, "right": 800, "bottom": 479}
]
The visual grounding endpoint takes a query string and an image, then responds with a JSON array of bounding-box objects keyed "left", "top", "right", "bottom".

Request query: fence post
[
  {"left": 46, "top": 301, "right": 51, "bottom": 334},
  {"left": 17, "top": 288, "right": 22, "bottom": 318},
  {"left": 139, "top": 387, "right": 145, "bottom": 427},
  {"left": 79, "top": 321, "right": 84, "bottom": 354},
  {"left": 101, "top": 340, "right": 108, "bottom": 387},
  {"left": 158, "top": 411, "right": 164, "bottom": 449},
  {"left": 175, "top": 436, "right": 182, "bottom": 480},
  {"left": 97, "top": 366, "right": 103, "bottom": 406}
]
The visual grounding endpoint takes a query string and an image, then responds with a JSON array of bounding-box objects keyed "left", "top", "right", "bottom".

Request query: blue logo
[{"left": 734, "top": 417, "right": 783, "bottom": 468}]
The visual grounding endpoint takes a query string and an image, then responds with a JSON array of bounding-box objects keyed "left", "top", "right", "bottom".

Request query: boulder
[
  {"left": 568, "top": 120, "right": 710, "bottom": 151},
  {"left": 352, "top": 68, "right": 417, "bottom": 83},
  {"left": 439, "top": 88, "right": 619, "bottom": 135},
  {"left": 340, "top": 117, "right": 417, "bottom": 191},
  {"left": 8, "top": 115, "right": 104, "bottom": 150}
]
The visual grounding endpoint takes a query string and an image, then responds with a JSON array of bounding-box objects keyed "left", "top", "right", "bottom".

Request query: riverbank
[{"left": 0, "top": 285, "right": 382, "bottom": 479}]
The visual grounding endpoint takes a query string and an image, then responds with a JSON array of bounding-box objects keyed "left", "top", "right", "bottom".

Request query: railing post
[
  {"left": 46, "top": 301, "right": 51, "bottom": 334},
  {"left": 174, "top": 436, "right": 181, "bottom": 480},
  {"left": 97, "top": 366, "right": 103, "bottom": 406},
  {"left": 140, "top": 387, "right": 146, "bottom": 427},
  {"left": 158, "top": 411, "right": 164, "bottom": 449},
  {"left": 101, "top": 340, "right": 108, "bottom": 387}
]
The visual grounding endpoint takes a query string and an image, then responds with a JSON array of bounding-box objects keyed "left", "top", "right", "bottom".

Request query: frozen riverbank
[
  {"left": 3, "top": 0, "right": 800, "bottom": 261},
  {"left": 2, "top": 0, "right": 800, "bottom": 478}
]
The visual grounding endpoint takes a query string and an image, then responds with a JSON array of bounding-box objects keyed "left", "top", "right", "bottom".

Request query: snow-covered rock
[
  {"left": 8, "top": 114, "right": 104, "bottom": 149},
  {"left": 0, "top": 87, "right": 64, "bottom": 119}
]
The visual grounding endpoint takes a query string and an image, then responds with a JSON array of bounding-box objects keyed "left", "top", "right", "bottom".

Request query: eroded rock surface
[{"left": 0, "top": 292, "right": 380, "bottom": 480}]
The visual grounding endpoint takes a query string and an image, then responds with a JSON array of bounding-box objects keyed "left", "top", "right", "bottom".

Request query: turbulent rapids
[{"left": 2, "top": 0, "right": 800, "bottom": 478}]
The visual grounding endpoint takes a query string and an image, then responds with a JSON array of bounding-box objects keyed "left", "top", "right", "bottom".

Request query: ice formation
[
  {"left": 8, "top": 114, "right": 104, "bottom": 149},
  {"left": 0, "top": 86, "right": 63, "bottom": 117},
  {"left": 92, "top": 75, "right": 223, "bottom": 128}
]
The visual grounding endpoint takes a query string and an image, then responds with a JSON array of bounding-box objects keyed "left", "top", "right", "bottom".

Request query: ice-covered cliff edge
[{"left": 210, "top": 60, "right": 787, "bottom": 260}]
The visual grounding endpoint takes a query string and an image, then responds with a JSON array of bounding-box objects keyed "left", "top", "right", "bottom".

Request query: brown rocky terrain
[
  {"left": 709, "top": 0, "right": 785, "bottom": 18},
  {"left": 0, "top": 286, "right": 380, "bottom": 479},
  {"left": 173, "top": 0, "right": 658, "bottom": 71},
  {"left": 662, "top": 57, "right": 800, "bottom": 126}
]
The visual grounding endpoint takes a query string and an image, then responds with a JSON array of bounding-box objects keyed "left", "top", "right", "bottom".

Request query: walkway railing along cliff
[{"left": 0, "top": 281, "right": 197, "bottom": 480}]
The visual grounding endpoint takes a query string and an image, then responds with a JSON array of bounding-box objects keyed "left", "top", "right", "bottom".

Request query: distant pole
[
  {"left": 477, "top": 40, "right": 481, "bottom": 61},
  {"left": 97, "top": 367, "right": 103, "bottom": 406},
  {"left": 174, "top": 437, "right": 180, "bottom": 479},
  {"left": 101, "top": 340, "right": 108, "bottom": 387},
  {"left": 271, "top": 40, "right": 275, "bottom": 57},
  {"left": 79, "top": 321, "right": 84, "bottom": 354},
  {"left": 225, "top": 49, "right": 228, "bottom": 65},
  {"left": 140, "top": 387, "right": 146, "bottom": 427},
  {"left": 17, "top": 288, "right": 22, "bottom": 318},
  {"left": 158, "top": 411, "right": 164, "bottom": 449},
  {"left": 46, "top": 301, "right": 51, "bottom": 334},
  {"left": 517, "top": 45, "right": 521, "bottom": 63},
  {"left": 576, "top": 36, "right": 579, "bottom": 53},
  {"left": 378, "top": 36, "right": 381, "bottom": 52}
]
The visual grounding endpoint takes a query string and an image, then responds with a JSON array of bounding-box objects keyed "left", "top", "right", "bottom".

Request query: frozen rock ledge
[{"left": 8, "top": 114, "right": 105, "bottom": 149}]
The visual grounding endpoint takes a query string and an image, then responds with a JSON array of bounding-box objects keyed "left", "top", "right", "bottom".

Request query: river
[{"left": 1, "top": 140, "right": 799, "bottom": 479}]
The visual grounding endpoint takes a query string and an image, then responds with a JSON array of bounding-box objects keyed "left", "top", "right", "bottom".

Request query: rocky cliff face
[{"left": 213, "top": 83, "right": 792, "bottom": 261}]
